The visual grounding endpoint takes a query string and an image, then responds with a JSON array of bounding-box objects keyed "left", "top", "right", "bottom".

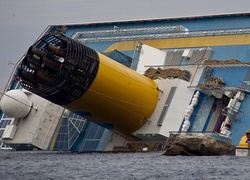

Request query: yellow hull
[{"left": 65, "top": 53, "right": 159, "bottom": 137}]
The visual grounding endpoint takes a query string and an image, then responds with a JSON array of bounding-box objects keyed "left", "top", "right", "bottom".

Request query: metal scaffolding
[
  {"left": 72, "top": 25, "right": 186, "bottom": 39},
  {"left": 144, "top": 62, "right": 250, "bottom": 69}
]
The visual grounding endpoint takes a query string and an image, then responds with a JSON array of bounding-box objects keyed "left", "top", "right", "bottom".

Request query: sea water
[{"left": 0, "top": 151, "right": 249, "bottom": 180}]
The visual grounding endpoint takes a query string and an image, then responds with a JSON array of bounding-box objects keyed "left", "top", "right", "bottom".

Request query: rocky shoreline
[{"left": 164, "top": 135, "right": 235, "bottom": 156}]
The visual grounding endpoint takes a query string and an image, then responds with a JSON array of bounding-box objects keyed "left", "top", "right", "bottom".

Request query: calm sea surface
[{"left": 0, "top": 151, "right": 249, "bottom": 180}]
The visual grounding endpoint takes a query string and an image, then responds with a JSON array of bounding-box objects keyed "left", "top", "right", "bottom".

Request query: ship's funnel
[{"left": 18, "top": 33, "right": 159, "bottom": 138}]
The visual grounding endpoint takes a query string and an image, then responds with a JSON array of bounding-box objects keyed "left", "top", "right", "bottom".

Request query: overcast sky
[{"left": 1, "top": 0, "right": 250, "bottom": 91}]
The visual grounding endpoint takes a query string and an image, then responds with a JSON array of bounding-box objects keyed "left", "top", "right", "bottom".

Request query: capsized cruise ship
[{"left": 1, "top": 12, "right": 250, "bottom": 152}]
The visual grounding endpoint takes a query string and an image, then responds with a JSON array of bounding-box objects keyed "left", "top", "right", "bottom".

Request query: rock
[
  {"left": 163, "top": 135, "right": 235, "bottom": 156},
  {"left": 143, "top": 67, "right": 191, "bottom": 81}
]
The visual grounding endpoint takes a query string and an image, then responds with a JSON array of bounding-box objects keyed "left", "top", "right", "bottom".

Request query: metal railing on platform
[{"left": 74, "top": 27, "right": 250, "bottom": 42}]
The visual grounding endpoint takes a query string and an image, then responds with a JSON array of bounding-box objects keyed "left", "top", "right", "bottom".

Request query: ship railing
[{"left": 75, "top": 27, "right": 250, "bottom": 42}]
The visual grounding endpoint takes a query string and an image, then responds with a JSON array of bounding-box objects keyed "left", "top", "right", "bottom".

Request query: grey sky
[{"left": 1, "top": 0, "right": 250, "bottom": 91}]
